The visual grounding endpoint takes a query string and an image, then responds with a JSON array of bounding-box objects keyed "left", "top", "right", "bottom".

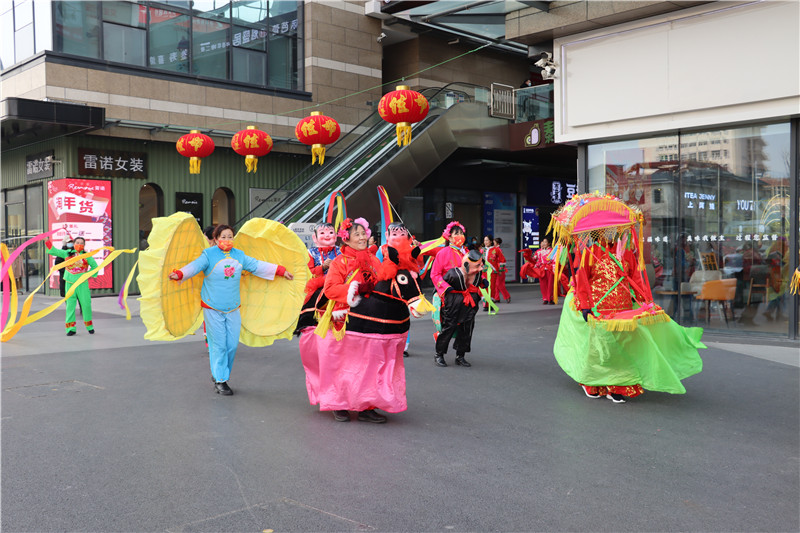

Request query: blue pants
[{"left": 203, "top": 307, "right": 241, "bottom": 383}]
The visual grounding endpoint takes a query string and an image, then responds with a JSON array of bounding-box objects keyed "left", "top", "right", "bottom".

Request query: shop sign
[
  {"left": 26, "top": 151, "right": 55, "bottom": 181},
  {"left": 509, "top": 119, "right": 555, "bottom": 150},
  {"left": 175, "top": 192, "right": 203, "bottom": 227},
  {"left": 78, "top": 148, "right": 147, "bottom": 179},
  {"left": 288, "top": 222, "right": 316, "bottom": 249},
  {"left": 521, "top": 206, "right": 540, "bottom": 249},
  {"left": 249, "top": 188, "right": 289, "bottom": 219},
  {"left": 483, "top": 192, "right": 518, "bottom": 281},
  {"left": 684, "top": 191, "right": 716, "bottom": 210},
  {"left": 47, "top": 178, "right": 113, "bottom": 289},
  {"left": 528, "top": 178, "right": 577, "bottom": 206}
]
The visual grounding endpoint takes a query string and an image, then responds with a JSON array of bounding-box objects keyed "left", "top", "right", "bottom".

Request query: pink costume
[{"left": 431, "top": 245, "right": 466, "bottom": 298}]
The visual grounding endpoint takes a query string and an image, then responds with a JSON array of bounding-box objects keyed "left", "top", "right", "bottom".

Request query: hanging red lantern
[
  {"left": 378, "top": 85, "right": 429, "bottom": 147},
  {"left": 295, "top": 111, "right": 341, "bottom": 165},
  {"left": 176, "top": 130, "right": 215, "bottom": 174},
  {"left": 231, "top": 126, "right": 272, "bottom": 173}
]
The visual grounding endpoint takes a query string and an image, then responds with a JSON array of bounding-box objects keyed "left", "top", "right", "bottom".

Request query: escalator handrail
[{"left": 234, "top": 82, "right": 489, "bottom": 228}]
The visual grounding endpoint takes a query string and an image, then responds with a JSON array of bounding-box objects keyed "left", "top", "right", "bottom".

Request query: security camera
[
  {"left": 377, "top": 32, "right": 387, "bottom": 43},
  {"left": 541, "top": 65, "right": 557, "bottom": 79},
  {"left": 534, "top": 57, "right": 549, "bottom": 68}
]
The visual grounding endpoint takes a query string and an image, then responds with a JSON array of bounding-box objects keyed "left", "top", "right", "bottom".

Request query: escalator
[{"left": 236, "top": 82, "right": 512, "bottom": 228}]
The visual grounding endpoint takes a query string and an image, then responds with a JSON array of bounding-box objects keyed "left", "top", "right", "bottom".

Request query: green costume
[{"left": 46, "top": 244, "right": 98, "bottom": 334}]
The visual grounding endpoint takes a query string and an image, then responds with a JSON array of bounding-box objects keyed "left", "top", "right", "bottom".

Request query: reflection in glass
[
  {"left": 0, "top": 9, "right": 14, "bottom": 69},
  {"left": 588, "top": 123, "right": 791, "bottom": 335},
  {"left": 54, "top": 1, "right": 101, "bottom": 59},
  {"left": 148, "top": 8, "right": 189, "bottom": 72},
  {"left": 192, "top": 16, "right": 229, "bottom": 79},
  {"left": 102, "top": 1, "right": 146, "bottom": 27},
  {"left": 232, "top": 0, "right": 267, "bottom": 24},
  {"left": 192, "top": 0, "right": 231, "bottom": 20},
  {"left": 233, "top": 47, "right": 265, "bottom": 85},
  {"left": 268, "top": 34, "right": 297, "bottom": 89},
  {"left": 104, "top": 23, "right": 146, "bottom": 65}
]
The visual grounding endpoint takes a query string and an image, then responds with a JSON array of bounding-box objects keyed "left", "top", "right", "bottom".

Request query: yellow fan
[
  {"left": 235, "top": 218, "right": 311, "bottom": 346},
  {"left": 138, "top": 212, "right": 206, "bottom": 341}
]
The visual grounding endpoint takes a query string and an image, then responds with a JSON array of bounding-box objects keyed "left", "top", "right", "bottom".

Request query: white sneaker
[
  {"left": 606, "top": 393, "right": 626, "bottom": 403},
  {"left": 582, "top": 385, "right": 602, "bottom": 399}
]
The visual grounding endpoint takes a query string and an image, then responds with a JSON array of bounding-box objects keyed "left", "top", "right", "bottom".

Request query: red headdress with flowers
[
  {"left": 337, "top": 218, "right": 354, "bottom": 240},
  {"left": 441, "top": 221, "right": 465, "bottom": 240}
]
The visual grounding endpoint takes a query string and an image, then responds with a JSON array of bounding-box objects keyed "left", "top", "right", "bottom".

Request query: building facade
[{"left": 516, "top": 0, "right": 799, "bottom": 338}]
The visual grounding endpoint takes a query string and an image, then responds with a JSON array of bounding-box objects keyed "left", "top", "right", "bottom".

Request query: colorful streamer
[
  {"left": 377, "top": 185, "right": 394, "bottom": 237},
  {"left": 0, "top": 229, "right": 61, "bottom": 331},
  {"left": 322, "top": 190, "right": 347, "bottom": 232},
  {"left": 1, "top": 246, "right": 136, "bottom": 342},
  {"left": 118, "top": 258, "right": 139, "bottom": 320}
]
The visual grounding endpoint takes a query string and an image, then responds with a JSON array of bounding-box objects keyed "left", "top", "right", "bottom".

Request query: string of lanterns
[{"left": 175, "top": 89, "right": 429, "bottom": 173}]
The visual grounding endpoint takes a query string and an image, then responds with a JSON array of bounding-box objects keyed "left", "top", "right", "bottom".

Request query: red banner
[{"left": 47, "top": 179, "right": 113, "bottom": 289}]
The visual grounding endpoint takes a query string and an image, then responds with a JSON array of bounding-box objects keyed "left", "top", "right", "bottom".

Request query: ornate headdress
[
  {"left": 337, "top": 218, "right": 354, "bottom": 240},
  {"left": 441, "top": 221, "right": 465, "bottom": 240}
]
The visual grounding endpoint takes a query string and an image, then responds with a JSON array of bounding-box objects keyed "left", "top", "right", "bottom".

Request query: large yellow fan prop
[
  {"left": 138, "top": 212, "right": 207, "bottom": 340},
  {"left": 235, "top": 218, "right": 310, "bottom": 347}
]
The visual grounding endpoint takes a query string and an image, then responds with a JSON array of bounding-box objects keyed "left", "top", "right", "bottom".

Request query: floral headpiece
[
  {"left": 441, "top": 221, "right": 465, "bottom": 240},
  {"left": 337, "top": 218, "right": 353, "bottom": 240},
  {"left": 353, "top": 217, "right": 372, "bottom": 239}
]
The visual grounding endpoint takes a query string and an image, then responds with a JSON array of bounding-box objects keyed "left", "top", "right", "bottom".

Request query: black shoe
[
  {"left": 505, "top": 298, "right": 511, "bottom": 303},
  {"left": 483, "top": 306, "right": 488, "bottom": 312},
  {"left": 606, "top": 393, "right": 626, "bottom": 403},
  {"left": 66, "top": 331, "right": 76, "bottom": 336},
  {"left": 434, "top": 354, "right": 447, "bottom": 367},
  {"left": 357, "top": 409, "right": 387, "bottom": 423},
  {"left": 403, "top": 351, "right": 410, "bottom": 357},
  {"left": 88, "top": 329, "right": 95, "bottom": 334},
  {"left": 214, "top": 382, "right": 233, "bottom": 395},
  {"left": 455, "top": 355, "right": 472, "bottom": 367},
  {"left": 332, "top": 410, "right": 350, "bottom": 422}
]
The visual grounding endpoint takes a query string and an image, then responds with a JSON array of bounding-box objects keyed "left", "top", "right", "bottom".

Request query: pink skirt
[{"left": 298, "top": 327, "right": 408, "bottom": 413}]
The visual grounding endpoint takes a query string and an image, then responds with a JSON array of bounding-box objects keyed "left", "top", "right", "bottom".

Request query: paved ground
[{"left": 2, "top": 284, "right": 798, "bottom": 532}]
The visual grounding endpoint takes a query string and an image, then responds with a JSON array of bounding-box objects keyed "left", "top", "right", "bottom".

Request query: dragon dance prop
[
  {"left": 137, "top": 212, "right": 310, "bottom": 346},
  {"left": 1, "top": 240, "right": 135, "bottom": 342},
  {"left": 548, "top": 191, "right": 662, "bottom": 331}
]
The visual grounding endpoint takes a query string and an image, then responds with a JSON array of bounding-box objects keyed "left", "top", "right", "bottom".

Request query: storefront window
[
  {"left": 54, "top": 1, "right": 101, "bottom": 59},
  {"left": 588, "top": 123, "right": 792, "bottom": 335},
  {"left": 148, "top": 7, "right": 189, "bottom": 72}
]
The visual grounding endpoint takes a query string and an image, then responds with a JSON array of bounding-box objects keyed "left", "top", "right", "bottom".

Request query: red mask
[
  {"left": 218, "top": 241, "right": 233, "bottom": 252},
  {"left": 74, "top": 244, "right": 85, "bottom": 253},
  {"left": 451, "top": 235, "right": 465, "bottom": 247}
]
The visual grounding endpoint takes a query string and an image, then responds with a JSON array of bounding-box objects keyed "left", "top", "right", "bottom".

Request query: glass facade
[
  {"left": 2, "top": 1, "right": 302, "bottom": 91},
  {"left": 588, "top": 123, "right": 794, "bottom": 336}
]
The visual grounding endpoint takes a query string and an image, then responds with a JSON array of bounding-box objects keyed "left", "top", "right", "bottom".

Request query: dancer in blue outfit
[{"left": 169, "top": 225, "right": 294, "bottom": 395}]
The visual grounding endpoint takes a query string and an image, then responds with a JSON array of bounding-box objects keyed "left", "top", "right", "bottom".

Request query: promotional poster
[{"left": 47, "top": 178, "right": 113, "bottom": 289}]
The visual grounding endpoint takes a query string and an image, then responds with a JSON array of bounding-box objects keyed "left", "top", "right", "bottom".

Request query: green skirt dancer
[{"left": 554, "top": 291, "right": 705, "bottom": 395}]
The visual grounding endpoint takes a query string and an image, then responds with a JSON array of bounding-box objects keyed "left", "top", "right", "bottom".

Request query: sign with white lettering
[
  {"left": 26, "top": 150, "right": 55, "bottom": 181},
  {"left": 176, "top": 192, "right": 203, "bottom": 227},
  {"left": 78, "top": 148, "right": 147, "bottom": 179}
]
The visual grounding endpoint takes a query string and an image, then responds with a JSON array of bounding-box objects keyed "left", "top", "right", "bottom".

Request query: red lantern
[
  {"left": 378, "top": 85, "right": 429, "bottom": 147},
  {"left": 231, "top": 126, "right": 272, "bottom": 173},
  {"left": 295, "top": 111, "right": 341, "bottom": 165},
  {"left": 176, "top": 130, "right": 215, "bottom": 174}
]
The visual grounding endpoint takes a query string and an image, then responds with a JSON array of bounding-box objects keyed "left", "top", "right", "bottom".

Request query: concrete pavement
[{"left": 2, "top": 284, "right": 798, "bottom": 532}]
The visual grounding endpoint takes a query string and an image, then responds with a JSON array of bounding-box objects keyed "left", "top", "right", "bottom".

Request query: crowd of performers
[{"left": 28, "top": 192, "right": 712, "bottom": 422}]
